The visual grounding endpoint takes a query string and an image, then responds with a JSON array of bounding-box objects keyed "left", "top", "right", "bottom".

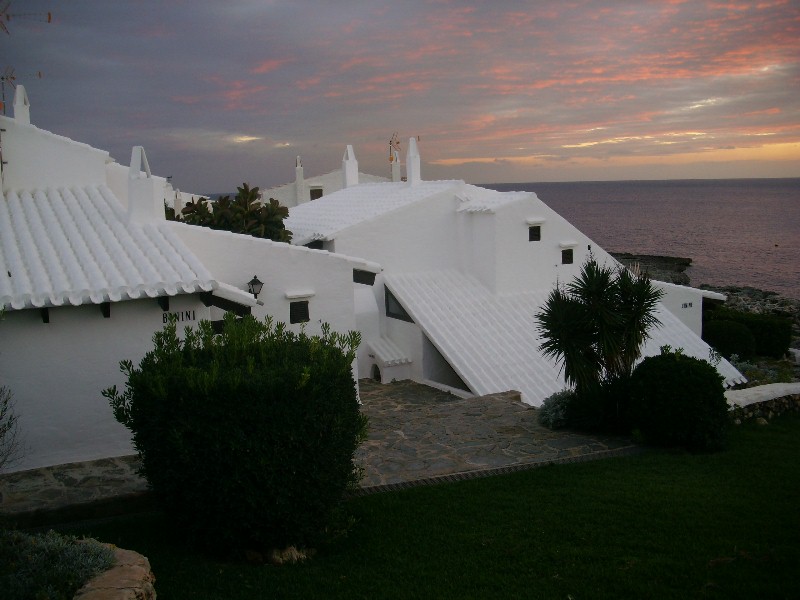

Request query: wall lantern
[{"left": 247, "top": 275, "right": 264, "bottom": 299}]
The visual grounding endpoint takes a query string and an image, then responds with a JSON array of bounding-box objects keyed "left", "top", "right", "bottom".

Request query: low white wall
[{"left": 0, "top": 295, "right": 209, "bottom": 473}]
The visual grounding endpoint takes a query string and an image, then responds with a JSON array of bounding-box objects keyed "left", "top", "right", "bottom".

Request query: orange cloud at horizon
[{"left": 429, "top": 142, "right": 800, "bottom": 169}]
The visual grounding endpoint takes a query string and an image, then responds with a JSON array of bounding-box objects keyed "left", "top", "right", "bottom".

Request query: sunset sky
[{"left": 5, "top": 1, "right": 799, "bottom": 193}]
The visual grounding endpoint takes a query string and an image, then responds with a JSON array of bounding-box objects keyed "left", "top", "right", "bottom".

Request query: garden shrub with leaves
[
  {"left": 704, "top": 307, "right": 791, "bottom": 359},
  {"left": 0, "top": 385, "right": 21, "bottom": 472},
  {"left": 103, "top": 314, "right": 367, "bottom": 555},
  {"left": 536, "top": 389, "right": 576, "bottom": 429},
  {"left": 168, "top": 183, "right": 293, "bottom": 243},
  {"left": 702, "top": 319, "right": 756, "bottom": 360},
  {"left": 0, "top": 529, "right": 115, "bottom": 600},
  {"left": 629, "top": 348, "right": 729, "bottom": 451}
]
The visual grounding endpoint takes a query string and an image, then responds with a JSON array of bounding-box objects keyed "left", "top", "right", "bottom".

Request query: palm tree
[{"left": 536, "top": 258, "right": 663, "bottom": 396}]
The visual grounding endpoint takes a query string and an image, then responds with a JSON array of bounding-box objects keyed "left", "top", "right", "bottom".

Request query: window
[
  {"left": 561, "top": 248, "right": 574, "bottom": 264},
  {"left": 305, "top": 240, "right": 324, "bottom": 250},
  {"left": 385, "top": 287, "right": 413, "bottom": 323},
  {"left": 290, "top": 301, "right": 310, "bottom": 324},
  {"left": 309, "top": 187, "right": 324, "bottom": 200},
  {"left": 353, "top": 269, "right": 376, "bottom": 285},
  {"left": 528, "top": 225, "right": 541, "bottom": 241}
]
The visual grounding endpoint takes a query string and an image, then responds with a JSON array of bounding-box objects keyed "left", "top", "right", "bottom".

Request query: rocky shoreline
[{"left": 610, "top": 252, "right": 692, "bottom": 286}]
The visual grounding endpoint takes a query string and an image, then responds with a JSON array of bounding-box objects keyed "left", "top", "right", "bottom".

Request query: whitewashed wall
[
  {"left": 332, "top": 189, "right": 462, "bottom": 273},
  {"left": 0, "top": 116, "right": 108, "bottom": 193},
  {"left": 0, "top": 295, "right": 210, "bottom": 473},
  {"left": 652, "top": 281, "right": 707, "bottom": 336},
  {"left": 170, "top": 223, "right": 358, "bottom": 338},
  {"left": 265, "top": 170, "right": 389, "bottom": 208}
]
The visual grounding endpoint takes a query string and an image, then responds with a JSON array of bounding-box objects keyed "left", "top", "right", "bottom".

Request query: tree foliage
[
  {"left": 536, "top": 258, "right": 664, "bottom": 396},
  {"left": 168, "top": 183, "right": 292, "bottom": 243},
  {"left": 0, "top": 385, "right": 21, "bottom": 472},
  {"left": 103, "top": 314, "right": 366, "bottom": 555}
]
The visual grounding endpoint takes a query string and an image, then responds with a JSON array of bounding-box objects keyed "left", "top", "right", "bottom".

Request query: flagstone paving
[{"left": 0, "top": 379, "right": 638, "bottom": 518}]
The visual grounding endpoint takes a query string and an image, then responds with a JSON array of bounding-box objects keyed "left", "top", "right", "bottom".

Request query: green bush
[
  {"left": 629, "top": 350, "right": 729, "bottom": 451},
  {"left": 705, "top": 307, "right": 791, "bottom": 358},
  {"left": 103, "top": 314, "right": 367, "bottom": 555},
  {"left": 537, "top": 389, "right": 575, "bottom": 429},
  {"left": 703, "top": 319, "right": 756, "bottom": 359},
  {"left": 0, "top": 385, "right": 21, "bottom": 472},
  {"left": 0, "top": 529, "right": 115, "bottom": 600}
]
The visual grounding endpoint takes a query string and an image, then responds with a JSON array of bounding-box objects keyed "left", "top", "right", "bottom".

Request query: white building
[
  {"left": 262, "top": 146, "right": 392, "bottom": 208},
  {"left": 0, "top": 87, "right": 370, "bottom": 473},
  {"left": 286, "top": 140, "right": 745, "bottom": 405}
]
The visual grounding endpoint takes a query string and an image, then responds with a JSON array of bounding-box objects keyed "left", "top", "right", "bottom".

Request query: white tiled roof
[
  {"left": 285, "top": 180, "right": 462, "bottom": 244},
  {"left": 384, "top": 269, "right": 744, "bottom": 406},
  {"left": 455, "top": 184, "right": 532, "bottom": 213},
  {"left": 385, "top": 270, "right": 565, "bottom": 405},
  {"left": 1, "top": 185, "right": 215, "bottom": 310}
]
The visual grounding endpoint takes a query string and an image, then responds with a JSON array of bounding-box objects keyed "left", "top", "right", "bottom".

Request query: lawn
[{"left": 58, "top": 414, "right": 800, "bottom": 599}]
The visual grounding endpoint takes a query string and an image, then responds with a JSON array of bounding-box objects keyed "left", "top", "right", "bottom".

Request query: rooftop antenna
[
  {"left": 389, "top": 132, "right": 401, "bottom": 162},
  {"left": 0, "top": 67, "right": 43, "bottom": 115},
  {"left": 0, "top": 1, "right": 53, "bottom": 35}
]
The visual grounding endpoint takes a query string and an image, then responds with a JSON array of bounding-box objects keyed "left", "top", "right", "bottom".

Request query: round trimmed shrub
[
  {"left": 104, "top": 314, "right": 367, "bottom": 555},
  {"left": 537, "top": 389, "right": 575, "bottom": 429},
  {"left": 629, "top": 351, "right": 728, "bottom": 451},
  {"left": 703, "top": 319, "right": 756, "bottom": 360}
]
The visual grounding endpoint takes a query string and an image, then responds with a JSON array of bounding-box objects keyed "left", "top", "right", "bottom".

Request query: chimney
[
  {"left": 295, "top": 155, "right": 306, "bottom": 204},
  {"left": 127, "top": 146, "right": 164, "bottom": 222},
  {"left": 13, "top": 85, "right": 30, "bottom": 125},
  {"left": 406, "top": 137, "right": 421, "bottom": 185},
  {"left": 342, "top": 144, "right": 359, "bottom": 188}
]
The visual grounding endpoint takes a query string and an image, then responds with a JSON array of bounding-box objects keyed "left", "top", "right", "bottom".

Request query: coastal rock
[{"left": 610, "top": 252, "right": 692, "bottom": 285}]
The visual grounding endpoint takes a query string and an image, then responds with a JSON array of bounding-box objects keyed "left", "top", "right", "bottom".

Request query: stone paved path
[
  {"left": 355, "top": 379, "right": 637, "bottom": 490},
  {"left": 0, "top": 380, "right": 638, "bottom": 517}
]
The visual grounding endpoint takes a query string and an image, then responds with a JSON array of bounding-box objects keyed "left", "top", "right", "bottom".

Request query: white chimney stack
[
  {"left": 127, "top": 146, "right": 164, "bottom": 222},
  {"left": 342, "top": 145, "right": 359, "bottom": 188},
  {"left": 406, "top": 137, "right": 421, "bottom": 185},
  {"left": 13, "top": 85, "right": 30, "bottom": 125},
  {"left": 295, "top": 155, "right": 306, "bottom": 204}
]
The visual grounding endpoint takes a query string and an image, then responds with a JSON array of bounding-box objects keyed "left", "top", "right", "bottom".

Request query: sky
[{"left": 3, "top": 0, "right": 799, "bottom": 193}]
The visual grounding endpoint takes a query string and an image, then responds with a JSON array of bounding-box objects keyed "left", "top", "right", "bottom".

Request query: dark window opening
[
  {"left": 561, "top": 248, "right": 574, "bottom": 264},
  {"left": 385, "top": 287, "right": 413, "bottom": 323},
  {"left": 309, "top": 188, "right": 324, "bottom": 200},
  {"left": 353, "top": 269, "right": 376, "bottom": 285},
  {"left": 528, "top": 225, "right": 541, "bottom": 241},
  {"left": 290, "top": 301, "right": 310, "bottom": 324},
  {"left": 305, "top": 240, "right": 324, "bottom": 250}
]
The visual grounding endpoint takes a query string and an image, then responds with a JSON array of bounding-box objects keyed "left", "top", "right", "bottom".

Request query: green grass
[{"left": 57, "top": 415, "right": 800, "bottom": 599}]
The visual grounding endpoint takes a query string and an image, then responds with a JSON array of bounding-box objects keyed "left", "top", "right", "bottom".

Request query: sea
[{"left": 483, "top": 178, "right": 800, "bottom": 300}]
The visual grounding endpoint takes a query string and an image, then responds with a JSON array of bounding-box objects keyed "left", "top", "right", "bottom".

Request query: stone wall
[
  {"left": 74, "top": 546, "right": 156, "bottom": 600},
  {"left": 730, "top": 393, "right": 800, "bottom": 425}
]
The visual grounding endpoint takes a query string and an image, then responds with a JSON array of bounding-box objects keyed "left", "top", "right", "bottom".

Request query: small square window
[
  {"left": 528, "top": 225, "right": 541, "bottom": 241},
  {"left": 561, "top": 248, "right": 574, "bottom": 264},
  {"left": 309, "top": 188, "right": 324, "bottom": 200},
  {"left": 290, "top": 301, "right": 310, "bottom": 324}
]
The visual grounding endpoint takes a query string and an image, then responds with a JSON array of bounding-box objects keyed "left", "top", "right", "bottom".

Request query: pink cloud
[{"left": 251, "top": 58, "right": 290, "bottom": 75}]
